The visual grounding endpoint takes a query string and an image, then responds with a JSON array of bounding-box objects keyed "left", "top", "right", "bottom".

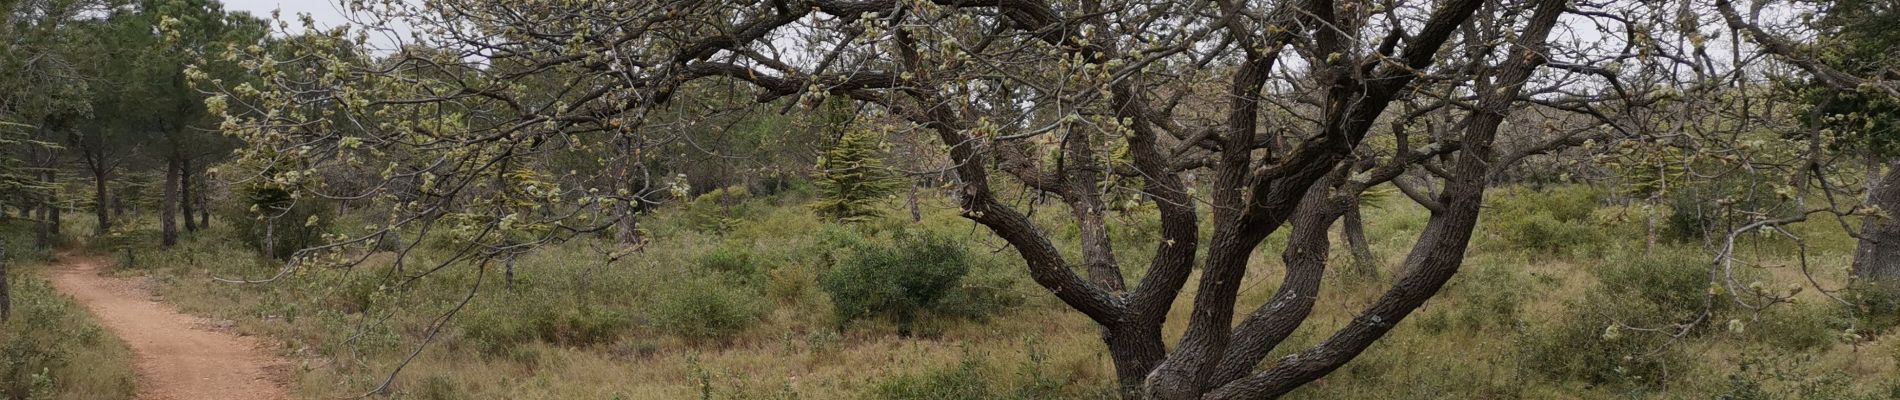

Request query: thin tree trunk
[
  {"left": 161, "top": 157, "right": 180, "bottom": 247},
  {"left": 181, "top": 157, "right": 197, "bottom": 233},
  {"left": 112, "top": 187, "right": 126, "bottom": 220},
  {"left": 93, "top": 164, "right": 110, "bottom": 235},
  {"left": 196, "top": 172, "right": 210, "bottom": 229},
  {"left": 47, "top": 173, "right": 60, "bottom": 238},
  {"left": 263, "top": 216, "right": 276, "bottom": 260},
  {"left": 1853, "top": 159, "right": 1900, "bottom": 284},
  {"left": 32, "top": 204, "right": 48, "bottom": 249},
  {"left": 37, "top": 169, "right": 59, "bottom": 248},
  {"left": 1, "top": 243, "right": 9, "bottom": 322},
  {"left": 908, "top": 184, "right": 921, "bottom": 223}
]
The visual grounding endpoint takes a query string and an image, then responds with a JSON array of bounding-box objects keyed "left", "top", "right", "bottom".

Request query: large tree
[{"left": 215, "top": 0, "right": 1646, "bottom": 398}]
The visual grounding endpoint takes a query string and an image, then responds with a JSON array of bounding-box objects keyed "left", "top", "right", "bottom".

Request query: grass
[
  {"left": 64, "top": 184, "right": 1900, "bottom": 399},
  {"left": 0, "top": 221, "right": 138, "bottom": 400}
]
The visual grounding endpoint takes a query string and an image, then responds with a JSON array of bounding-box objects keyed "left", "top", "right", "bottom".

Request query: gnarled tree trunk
[{"left": 1854, "top": 159, "right": 1900, "bottom": 283}]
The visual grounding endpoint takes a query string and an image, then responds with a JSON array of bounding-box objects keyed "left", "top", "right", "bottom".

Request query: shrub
[
  {"left": 650, "top": 276, "right": 763, "bottom": 341},
  {"left": 1523, "top": 250, "right": 1714, "bottom": 388},
  {"left": 1662, "top": 180, "right": 1778, "bottom": 242},
  {"left": 869, "top": 355, "right": 996, "bottom": 400},
  {"left": 819, "top": 233, "right": 970, "bottom": 335},
  {"left": 1519, "top": 292, "right": 1684, "bottom": 388},
  {"left": 1447, "top": 266, "right": 1522, "bottom": 331},
  {"left": 466, "top": 303, "right": 632, "bottom": 354},
  {"left": 1488, "top": 186, "right": 1604, "bottom": 254},
  {"left": 1595, "top": 250, "right": 1713, "bottom": 316},
  {"left": 1837, "top": 282, "right": 1900, "bottom": 335},
  {"left": 1, "top": 277, "right": 135, "bottom": 400},
  {"left": 224, "top": 182, "right": 333, "bottom": 260},
  {"left": 810, "top": 127, "right": 899, "bottom": 223},
  {"left": 1748, "top": 303, "right": 1834, "bottom": 351},
  {"left": 698, "top": 244, "right": 756, "bottom": 279}
]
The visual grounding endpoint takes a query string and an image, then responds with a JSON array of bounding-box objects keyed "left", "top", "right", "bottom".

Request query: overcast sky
[{"left": 221, "top": 0, "right": 353, "bottom": 28}]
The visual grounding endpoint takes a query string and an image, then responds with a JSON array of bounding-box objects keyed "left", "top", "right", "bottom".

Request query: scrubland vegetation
[
  {"left": 23, "top": 184, "right": 1881, "bottom": 399},
  {"left": 9, "top": 0, "right": 1900, "bottom": 399},
  {"left": 0, "top": 223, "right": 136, "bottom": 400}
]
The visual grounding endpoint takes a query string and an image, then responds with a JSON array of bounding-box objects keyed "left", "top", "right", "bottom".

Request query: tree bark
[
  {"left": 196, "top": 173, "right": 210, "bottom": 228},
  {"left": 1343, "top": 195, "right": 1376, "bottom": 275},
  {"left": 92, "top": 162, "right": 110, "bottom": 235},
  {"left": 1854, "top": 159, "right": 1900, "bottom": 283},
  {"left": 36, "top": 168, "right": 58, "bottom": 248},
  {"left": 1, "top": 243, "right": 9, "bottom": 322},
  {"left": 181, "top": 157, "right": 197, "bottom": 233},
  {"left": 161, "top": 156, "right": 180, "bottom": 247}
]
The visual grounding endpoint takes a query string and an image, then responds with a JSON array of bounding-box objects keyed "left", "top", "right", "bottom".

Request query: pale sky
[
  {"left": 219, "top": 0, "right": 413, "bottom": 52},
  {"left": 220, "top": 0, "right": 353, "bottom": 29}
]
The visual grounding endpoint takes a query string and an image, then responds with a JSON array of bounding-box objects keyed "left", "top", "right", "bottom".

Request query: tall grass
[
  {"left": 0, "top": 221, "right": 137, "bottom": 400},
  {"left": 79, "top": 184, "right": 1900, "bottom": 399}
]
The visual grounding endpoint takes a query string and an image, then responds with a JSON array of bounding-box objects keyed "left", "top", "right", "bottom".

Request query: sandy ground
[{"left": 47, "top": 255, "right": 290, "bottom": 400}]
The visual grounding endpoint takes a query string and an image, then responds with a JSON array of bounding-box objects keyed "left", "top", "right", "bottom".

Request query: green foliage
[
  {"left": 1595, "top": 250, "right": 1715, "bottom": 316},
  {"left": 867, "top": 347, "right": 1079, "bottom": 400},
  {"left": 869, "top": 355, "right": 996, "bottom": 400},
  {"left": 651, "top": 275, "right": 763, "bottom": 341},
  {"left": 1662, "top": 179, "right": 1780, "bottom": 242},
  {"left": 1748, "top": 304, "right": 1835, "bottom": 352},
  {"left": 462, "top": 298, "right": 632, "bottom": 355},
  {"left": 1489, "top": 187, "right": 1604, "bottom": 254},
  {"left": 1519, "top": 291, "right": 1686, "bottom": 389},
  {"left": 810, "top": 127, "right": 899, "bottom": 223},
  {"left": 1837, "top": 281, "right": 1900, "bottom": 335},
  {"left": 224, "top": 181, "right": 332, "bottom": 259},
  {"left": 1523, "top": 249, "right": 1712, "bottom": 388},
  {"left": 698, "top": 243, "right": 757, "bottom": 280},
  {"left": 1, "top": 277, "right": 136, "bottom": 400},
  {"left": 818, "top": 232, "right": 972, "bottom": 335},
  {"left": 1445, "top": 265, "right": 1523, "bottom": 331}
]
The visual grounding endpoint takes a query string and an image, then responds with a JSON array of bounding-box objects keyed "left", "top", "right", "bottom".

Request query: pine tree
[{"left": 811, "top": 127, "right": 898, "bottom": 223}]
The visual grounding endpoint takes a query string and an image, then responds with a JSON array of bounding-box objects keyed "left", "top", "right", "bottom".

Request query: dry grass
[{"left": 79, "top": 185, "right": 1900, "bottom": 399}]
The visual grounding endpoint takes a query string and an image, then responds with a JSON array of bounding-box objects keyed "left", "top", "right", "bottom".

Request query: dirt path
[{"left": 47, "top": 255, "right": 291, "bottom": 400}]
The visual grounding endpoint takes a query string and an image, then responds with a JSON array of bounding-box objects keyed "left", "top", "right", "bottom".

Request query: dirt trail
[{"left": 47, "top": 254, "right": 291, "bottom": 400}]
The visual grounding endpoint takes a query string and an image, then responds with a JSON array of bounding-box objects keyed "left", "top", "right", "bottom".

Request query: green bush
[
  {"left": 811, "top": 127, "right": 899, "bottom": 223},
  {"left": 224, "top": 183, "right": 334, "bottom": 260},
  {"left": 1519, "top": 292, "right": 1684, "bottom": 389},
  {"left": 1838, "top": 282, "right": 1900, "bottom": 335},
  {"left": 1523, "top": 250, "right": 1715, "bottom": 389},
  {"left": 650, "top": 276, "right": 763, "bottom": 341},
  {"left": 1748, "top": 304, "right": 1834, "bottom": 352},
  {"left": 463, "top": 300, "right": 632, "bottom": 354},
  {"left": 698, "top": 244, "right": 757, "bottom": 280},
  {"left": 1488, "top": 186, "right": 1604, "bottom": 254},
  {"left": 869, "top": 355, "right": 996, "bottom": 400},
  {"left": 1447, "top": 266, "right": 1522, "bottom": 331},
  {"left": 819, "top": 233, "right": 970, "bottom": 335},
  {"left": 1501, "top": 213, "right": 1598, "bottom": 254},
  {"left": 1595, "top": 250, "right": 1713, "bottom": 317},
  {"left": 1662, "top": 180, "right": 1779, "bottom": 242},
  {"left": 1, "top": 277, "right": 135, "bottom": 400}
]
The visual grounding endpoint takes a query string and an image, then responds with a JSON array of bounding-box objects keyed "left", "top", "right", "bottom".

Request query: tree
[
  {"left": 811, "top": 126, "right": 898, "bottom": 223},
  {"left": 1714, "top": 0, "right": 1900, "bottom": 285},
  {"left": 214, "top": 0, "right": 1637, "bottom": 397}
]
